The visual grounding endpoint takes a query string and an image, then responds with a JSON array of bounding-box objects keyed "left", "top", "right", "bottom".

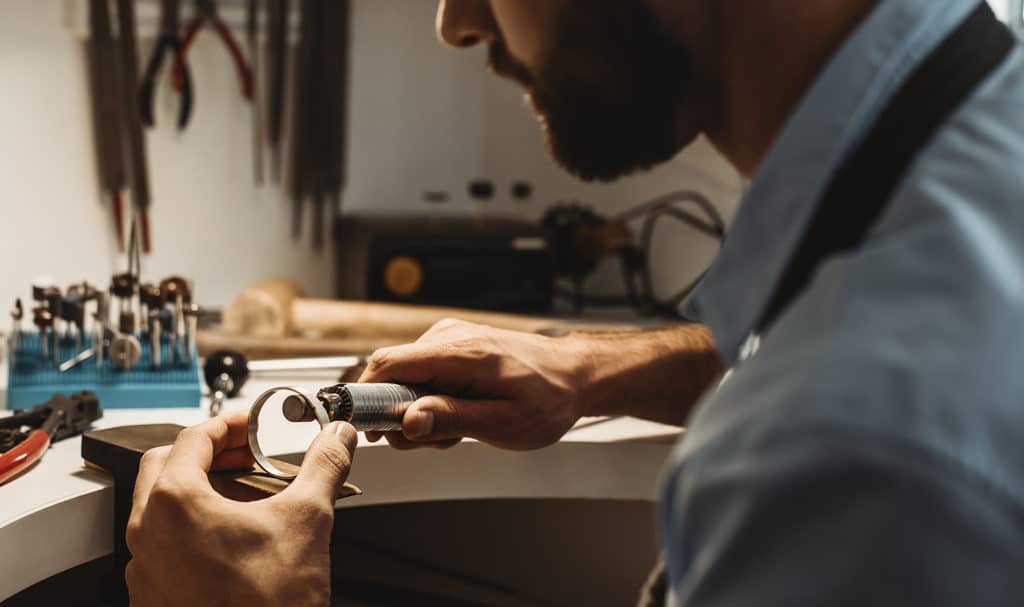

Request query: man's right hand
[{"left": 358, "top": 318, "right": 589, "bottom": 451}]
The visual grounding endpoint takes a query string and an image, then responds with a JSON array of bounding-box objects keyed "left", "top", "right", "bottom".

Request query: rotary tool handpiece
[
  {"left": 248, "top": 383, "right": 422, "bottom": 480},
  {"left": 282, "top": 383, "right": 418, "bottom": 432}
]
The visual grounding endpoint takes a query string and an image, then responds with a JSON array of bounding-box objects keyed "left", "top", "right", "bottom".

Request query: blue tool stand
[{"left": 8, "top": 333, "right": 201, "bottom": 409}]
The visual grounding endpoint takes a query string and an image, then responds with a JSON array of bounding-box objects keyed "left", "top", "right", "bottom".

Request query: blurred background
[
  {"left": 0, "top": 2, "right": 1020, "bottom": 605},
  {"left": 0, "top": 0, "right": 741, "bottom": 316}
]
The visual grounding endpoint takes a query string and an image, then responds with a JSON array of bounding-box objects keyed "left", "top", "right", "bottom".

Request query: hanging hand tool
[
  {"left": 264, "top": 0, "right": 289, "bottom": 182},
  {"left": 288, "top": 0, "right": 351, "bottom": 249},
  {"left": 140, "top": 0, "right": 194, "bottom": 130},
  {"left": 317, "top": 0, "right": 351, "bottom": 251},
  {"left": 288, "top": 0, "right": 316, "bottom": 241},
  {"left": 85, "top": 0, "right": 128, "bottom": 252},
  {"left": 247, "top": 0, "right": 265, "bottom": 185},
  {"left": 0, "top": 393, "right": 102, "bottom": 485},
  {"left": 173, "top": 0, "right": 254, "bottom": 123},
  {"left": 114, "top": 0, "right": 154, "bottom": 253}
]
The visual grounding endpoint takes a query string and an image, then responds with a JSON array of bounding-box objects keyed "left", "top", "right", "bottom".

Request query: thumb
[
  {"left": 403, "top": 395, "right": 495, "bottom": 442},
  {"left": 288, "top": 422, "right": 358, "bottom": 507}
]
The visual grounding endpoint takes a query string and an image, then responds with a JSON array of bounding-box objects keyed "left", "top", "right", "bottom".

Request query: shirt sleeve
[{"left": 660, "top": 423, "right": 1024, "bottom": 606}]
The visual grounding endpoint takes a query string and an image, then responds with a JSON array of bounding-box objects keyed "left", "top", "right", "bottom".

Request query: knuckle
[
  {"left": 175, "top": 425, "right": 203, "bottom": 445},
  {"left": 205, "top": 415, "right": 230, "bottom": 437},
  {"left": 441, "top": 338, "right": 487, "bottom": 359},
  {"left": 366, "top": 347, "right": 393, "bottom": 371},
  {"left": 125, "top": 560, "right": 141, "bottom": 590},
  {"left": 434, "top": 395, "right": 465, "bottom": 432},
  {"left": 431, "top": 318, "right": 463, "bottom": 332},
  {"left": 138, "top": 445, "right": 170, "bottom": 469},
  {"left": 466, "top": 344, "right": 502, "bottom": 368},
  {"left": 146, "top": 477, "right": 190, "bottom": 515},
  {"left": 314, "top": 442, "right": 353, "bottom": 478},
  {"left": 124, "top": 519, "right": 145, "bottom": 553}
]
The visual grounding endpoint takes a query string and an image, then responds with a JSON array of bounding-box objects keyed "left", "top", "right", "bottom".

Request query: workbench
[{"left": 0, "top": 371, "right": 680, "bottom": 606}]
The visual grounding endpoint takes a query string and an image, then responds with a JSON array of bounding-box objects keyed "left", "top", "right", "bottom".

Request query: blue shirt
[{"left": 660, "top": 1, "right": 1024, "bottom": 604}]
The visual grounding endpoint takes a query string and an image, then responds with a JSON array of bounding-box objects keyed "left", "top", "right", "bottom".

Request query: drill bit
[
  {"left": 149, "top": 309, "right": 162, "bottom": 368},
  {"left": 92, "top": 312, "right": 105, "bottom": 368},
  {"left": 174, "top": 293, "right": 185, "bottom": 363},
  {"left": 59, "top": 347, "right": 96, "bottom": 373},
  {"left": 184, "top": 303, "right": 199, "bottom": 363},
  {"left": 9, "top": 299, "right": 23, "bottom": 365},
  {"left": 45, "top": 291, "right": 63, "bottom": 366},
  {"left": 33, "top": 307, "right": 53, "bottom": 363}
]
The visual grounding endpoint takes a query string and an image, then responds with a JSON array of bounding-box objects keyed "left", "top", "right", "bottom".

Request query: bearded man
[{"left": 125, "top": 1, "right": 1024, "bottom": 605}]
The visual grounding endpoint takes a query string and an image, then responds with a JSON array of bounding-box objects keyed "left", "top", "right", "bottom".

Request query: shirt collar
[{"left": 683, "top": 0, "right": 983, "bottom": 365}]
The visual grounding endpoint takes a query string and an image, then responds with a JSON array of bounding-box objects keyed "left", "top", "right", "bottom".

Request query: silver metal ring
[{"left": 247, "top": 386, "right": 331, "bottom": 480}]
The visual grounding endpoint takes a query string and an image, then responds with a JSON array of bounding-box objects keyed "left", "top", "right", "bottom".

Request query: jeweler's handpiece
[{"left": 247, "top": 383, "right": 421, "bottom": 480}]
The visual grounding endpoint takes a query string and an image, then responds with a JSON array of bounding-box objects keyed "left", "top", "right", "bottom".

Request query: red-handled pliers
[
  {"left": 172, "top": 0, "right": 254, "bottom": 126},
  {"left": 0, "top": 410, "right": 61, "bottom": 485},
  {"left": 140, "top": 0, "right": 194, "bottom": 130},
  {"left": 0, "top": 393, "right": 102, "bottom": 486}
]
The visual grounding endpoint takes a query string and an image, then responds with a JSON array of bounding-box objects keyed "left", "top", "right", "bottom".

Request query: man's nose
[{"left": 436, "top": 0, "right": 497, "bottom": 48}]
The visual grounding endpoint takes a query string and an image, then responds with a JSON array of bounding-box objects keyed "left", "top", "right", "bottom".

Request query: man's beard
[{"left": 489, "top": 1, "right": 697, "bottom": 183}]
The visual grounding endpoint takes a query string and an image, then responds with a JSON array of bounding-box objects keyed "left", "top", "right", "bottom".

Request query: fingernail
[
  {"left": 328, "top": 422, "right": 357, "bottom": 448},
  {"left": 406, "top": 410, "right": 433, "bottom": 439}
]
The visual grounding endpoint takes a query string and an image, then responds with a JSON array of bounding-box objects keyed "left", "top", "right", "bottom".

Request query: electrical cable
[
  {"left": 614, "top": 190, "right": 725, "bottom": 228},
  {"left": 552, "top": 190, "right": 726, "bottom": 318}
]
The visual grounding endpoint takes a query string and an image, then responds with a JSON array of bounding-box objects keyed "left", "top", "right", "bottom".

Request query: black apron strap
[
  {"left": 754, "top": 2, "right": 1016, "bottom": 337},
  {"left": 644, "top": 5, "right": 1015, "bottom": 605}
]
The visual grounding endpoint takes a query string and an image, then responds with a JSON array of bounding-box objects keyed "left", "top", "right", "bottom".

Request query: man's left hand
[{"left": 125, "top": 410, "right": 357, "bottom": 607}]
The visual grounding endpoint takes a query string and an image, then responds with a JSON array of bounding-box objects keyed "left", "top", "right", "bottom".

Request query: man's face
[{"left": 437, "top": 0, "right": 701, "bottom": 183}]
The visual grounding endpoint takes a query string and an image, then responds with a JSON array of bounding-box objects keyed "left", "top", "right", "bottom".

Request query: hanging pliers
[
  {"left": 173, "top": 0, "right": 254, "bottom": 121},
  {"left": 140, "top": 0, "right": 194, "bottom": 130}
]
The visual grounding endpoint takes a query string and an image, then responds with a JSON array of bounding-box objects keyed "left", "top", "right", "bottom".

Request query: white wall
[
  {"left": 0, "top": 1, "right": 336, "bottom": 309},
  {"left": 0, "top": 0, "right": 739, "bottom": 316}
]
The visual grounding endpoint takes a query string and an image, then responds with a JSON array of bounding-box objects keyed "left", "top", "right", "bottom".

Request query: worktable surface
[{"left": 0, "top": 371, "right": 681, "bottom": 602}]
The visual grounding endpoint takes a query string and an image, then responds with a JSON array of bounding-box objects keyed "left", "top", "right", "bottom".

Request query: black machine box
[{"left": 334, "top": 215, "right": 554, "bottom": 313}]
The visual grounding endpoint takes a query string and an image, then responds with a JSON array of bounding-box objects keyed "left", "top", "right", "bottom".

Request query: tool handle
[
  {"left": 291, "top": 299, "right": 558, "bottom": 339},
  {"left": 0, "top": 429, "right": 50, "bottom": 485},
  {"left": 212, "top": 19, "right": 254, "bottom": 100},
  {"left": 139, "top": 38, "right": 171, "bottom": 128},
  {"left": 340, "top": 383, "right": 417, "bottom": 432},
  {"left": 172, "top": 19, "right": 203, "bottom": 91}
]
